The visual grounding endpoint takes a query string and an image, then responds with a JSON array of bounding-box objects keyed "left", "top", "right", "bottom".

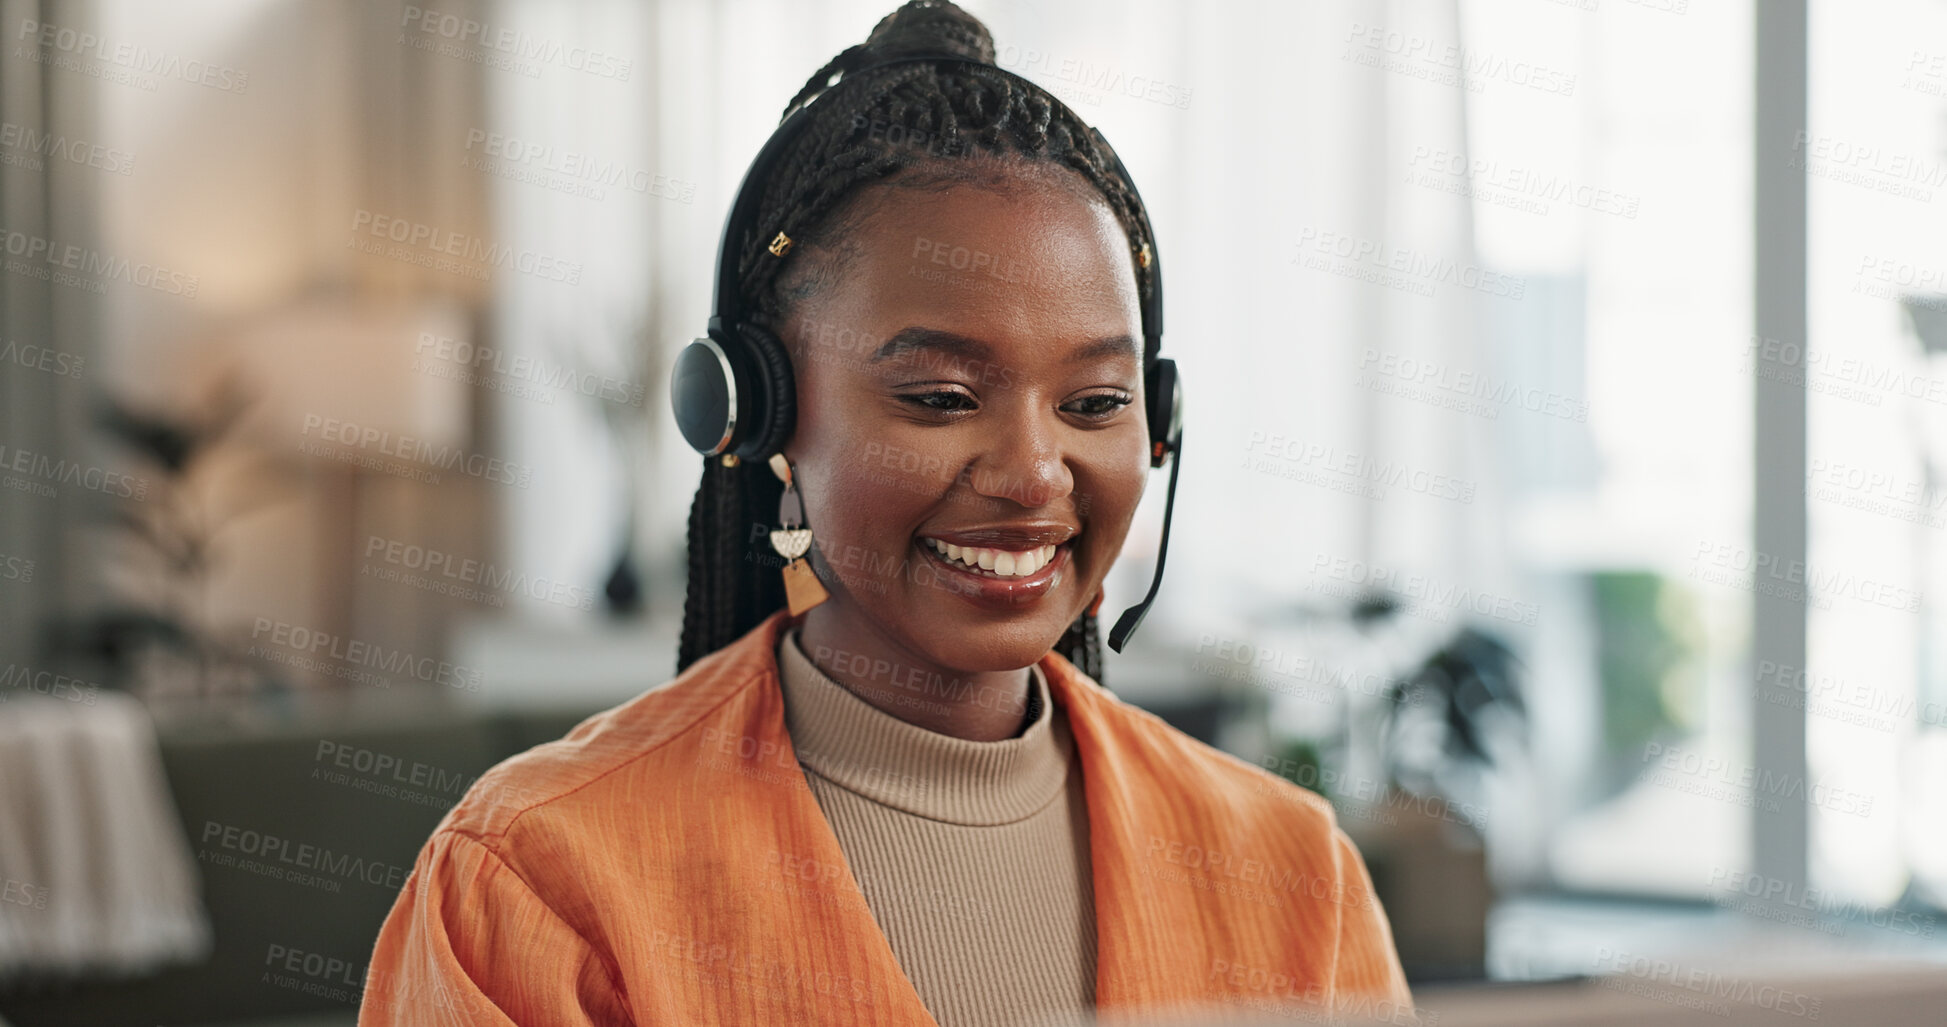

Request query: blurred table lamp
[{"left": 224, "top": 291, "right": 472, "bottom": 687}]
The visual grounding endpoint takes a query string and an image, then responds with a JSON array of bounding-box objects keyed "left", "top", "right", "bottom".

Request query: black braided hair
[{"left": 678, "top": 0, "right": 1159, "bottom": 683}]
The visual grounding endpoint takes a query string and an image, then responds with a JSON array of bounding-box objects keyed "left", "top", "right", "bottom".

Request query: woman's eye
[
  {"left": 900, "top": 389, "right": 978, "bottom": 413},
  {"left": 1067, "top": 393, "right": 1135, "bottom": 419},
  {"left": 896, "top": 389, "right": 1133, "bottom": 419}
]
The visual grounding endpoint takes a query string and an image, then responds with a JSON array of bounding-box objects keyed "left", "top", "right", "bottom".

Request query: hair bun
[{"left": 863, "top": 0, "right": 995, "bottom": 65}]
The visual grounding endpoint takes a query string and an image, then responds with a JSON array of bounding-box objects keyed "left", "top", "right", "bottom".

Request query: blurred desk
[
  {"left": 1486, "top": 892, "right": 1947, "bottom": 981},
  {"left": 1413, "top": 962, "right": 1947, "bottom": 1026}
]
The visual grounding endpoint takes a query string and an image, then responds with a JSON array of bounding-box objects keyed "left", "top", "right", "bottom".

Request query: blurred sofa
[{"left": 0, "top": 700, "right": 598, "bottom": 1027}]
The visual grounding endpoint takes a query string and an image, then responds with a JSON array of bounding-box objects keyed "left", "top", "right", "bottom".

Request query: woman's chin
[{"left": 887, "top": 608, "right": 1079, "bottom": 673}]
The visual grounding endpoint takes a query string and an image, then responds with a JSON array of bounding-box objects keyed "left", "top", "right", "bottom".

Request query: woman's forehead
[{"left": 809, "top": 182, "right": 1140, "bottom": 334}]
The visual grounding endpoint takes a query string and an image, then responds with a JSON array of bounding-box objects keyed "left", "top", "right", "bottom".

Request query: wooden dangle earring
[{"left": 768, "top": 452, "right": 830, "bottom": 616}]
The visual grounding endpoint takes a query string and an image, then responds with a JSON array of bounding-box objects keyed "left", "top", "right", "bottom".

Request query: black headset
[{"left": 669, "top": 51, "right": 1184, "bottom": 653}]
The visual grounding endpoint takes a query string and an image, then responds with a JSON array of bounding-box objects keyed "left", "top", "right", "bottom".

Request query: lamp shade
[{"left": 227, "top": 294, "right": 472, "bottom": 459}]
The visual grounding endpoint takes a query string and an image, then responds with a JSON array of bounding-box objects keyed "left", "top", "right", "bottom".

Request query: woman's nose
[{"left": 967, "top": 407, "right": 1074, "bottom": 509}]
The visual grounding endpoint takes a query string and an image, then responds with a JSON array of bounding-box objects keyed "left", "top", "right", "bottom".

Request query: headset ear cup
[
  {"left": 1145, "top": 358, "right": 1181, "bottom": 468},
  {"left": 733, "top": 321, "right": 797, "bottom": 461},
  {"left": 671, "top": 332, "right": 739, "bottom": 456}
]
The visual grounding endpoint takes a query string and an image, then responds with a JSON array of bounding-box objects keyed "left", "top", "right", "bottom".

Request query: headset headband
[{"left": 707, "top": 50, "right": 1164, "bottom": 365}]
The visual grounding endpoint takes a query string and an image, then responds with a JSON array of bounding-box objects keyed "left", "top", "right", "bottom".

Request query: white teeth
[{"left": 922, "top": 538, "right": 1060, "bottom": 579}]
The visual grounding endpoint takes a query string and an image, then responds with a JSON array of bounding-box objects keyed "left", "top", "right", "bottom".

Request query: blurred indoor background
[{"left": 3, "top": 0, "right": 1946, "bottom": 1024}]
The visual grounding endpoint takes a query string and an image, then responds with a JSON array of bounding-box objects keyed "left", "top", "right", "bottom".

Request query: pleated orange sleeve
[
  {"left": 1329, "top": 827, "right": 1417, "bottom": 1021},
  {"left": 358, "top": 829, "right": 631, "bottom": 1026}
]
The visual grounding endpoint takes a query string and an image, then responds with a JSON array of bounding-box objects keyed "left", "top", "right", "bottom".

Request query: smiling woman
[
  {"left": 777, "top": 173, "right": 1150, "bottom": 740},
  {"left": 358, "top": 2, "right": 1413, "bottom": 1026}
]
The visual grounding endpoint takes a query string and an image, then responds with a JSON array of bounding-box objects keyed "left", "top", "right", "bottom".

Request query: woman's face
[{"left": 778, "top": 166, "right": 1150, "bottom": 673}]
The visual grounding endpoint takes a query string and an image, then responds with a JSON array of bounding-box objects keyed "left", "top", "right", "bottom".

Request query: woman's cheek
[
  {"left": 804, "top": 462, "right": 921, "bottom": 592},
  {"left": 809, "top": 517, "right": 898, "bottom": 600}
]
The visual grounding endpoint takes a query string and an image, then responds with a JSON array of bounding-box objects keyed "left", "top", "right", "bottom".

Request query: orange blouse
[{"left": 357, "top": 608, "right": 1416, "bottom": 1025}]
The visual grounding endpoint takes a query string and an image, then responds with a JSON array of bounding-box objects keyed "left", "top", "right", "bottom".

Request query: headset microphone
[{"left": 671, "top": 51, "right": 1184, "bottom": 654}]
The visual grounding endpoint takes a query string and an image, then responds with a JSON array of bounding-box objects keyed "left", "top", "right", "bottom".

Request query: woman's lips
[{"left": 912, "top": 536, "right": 1070, "bottom": 607}]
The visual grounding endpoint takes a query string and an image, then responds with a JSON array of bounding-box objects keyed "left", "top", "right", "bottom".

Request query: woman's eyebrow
[
  {"left": 871, "top": 327, "right": 991, "bottom": 364},
  {"left": 1065, "top": 334, "right": 1140, "bottom": 364},
  {"left": 869, "top": 326, "right": 1139, "bottom": 365}
]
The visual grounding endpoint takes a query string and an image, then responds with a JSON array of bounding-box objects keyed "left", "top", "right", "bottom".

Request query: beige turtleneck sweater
[{"left": 775, "top": 626, "right": 1097, "bottom": 1027}]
